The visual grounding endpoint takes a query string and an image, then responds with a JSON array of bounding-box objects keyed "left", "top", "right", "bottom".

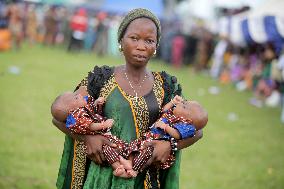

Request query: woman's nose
[{"left": 136, "top": 40, "right": 146, "bottom": 50}]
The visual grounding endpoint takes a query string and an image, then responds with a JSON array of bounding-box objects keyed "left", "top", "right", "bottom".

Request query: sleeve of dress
[
  {"left": 87, "top": 65, "right": 113, "bottom": 99},
  {"left": 160, "top": 71, "right": 183, "bottom": 106},
  {"left": 66, "top": 108, "right": 96, "bottom": 135},
  {"left": 74, "top": 77, "right": 88, "bottom": 91}
]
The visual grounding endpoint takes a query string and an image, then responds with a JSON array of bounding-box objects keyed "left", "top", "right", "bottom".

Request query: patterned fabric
[
  {"left": 151, "top": 108, "right": 196, "bottom": 140},
  {"left": 56, "top": 66, "right": 183, "bottom": 189},
  {"left": 102, "top": 135, "right": 129, "bottom": 164},
  {"left": 66, "top": 95, "right": 106, "bottom": 135}
]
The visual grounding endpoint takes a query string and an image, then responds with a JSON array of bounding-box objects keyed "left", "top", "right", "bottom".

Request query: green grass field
[{"left": 0, "top": 45, "right": 283, "bottom": 189}]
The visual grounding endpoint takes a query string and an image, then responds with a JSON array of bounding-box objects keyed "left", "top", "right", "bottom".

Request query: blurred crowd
[
  {"left": 0, "top": 2, "right": 214, "bottom": 64},
  {"left": 0, "top": 3, "right": 121, "bottom": 54},
  {"left": 210, "top": 38, "right": 284, "bottom": 111},
  {"left": 0, "top": 2, "right": 283, "bottom": 122}
]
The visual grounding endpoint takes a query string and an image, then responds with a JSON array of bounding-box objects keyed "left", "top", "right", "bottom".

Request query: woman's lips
[{"left": 133, "top": 54, "right": 147, "bottom": 61}]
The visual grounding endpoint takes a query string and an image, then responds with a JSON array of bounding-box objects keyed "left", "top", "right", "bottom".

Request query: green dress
[{"left": 56, "top": 66, "right": 183, "bottom": 189}]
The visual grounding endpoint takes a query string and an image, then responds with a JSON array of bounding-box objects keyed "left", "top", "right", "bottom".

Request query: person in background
[
  {"left": 67, "top": 8, "right": 88, "bottom": 52},
  {"left": 43, "top": 6, "right": 58, "bottom": 46},
  {"left": 26, "top": 5, "right": 37, "bottom": 45},
  {"left": 7, "top": 3, "right": 23, "bottom": 50}
]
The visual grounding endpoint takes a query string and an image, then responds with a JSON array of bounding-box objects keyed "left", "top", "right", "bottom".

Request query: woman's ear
[
  {"left": 118, "top": 43, "right": 123, "bottom": 52},
  {"left": 153, "top": 49, "right": 157, "bottom": 57},
  {"left": 118, "top": 39, "right": 124, "bottom": 52}
]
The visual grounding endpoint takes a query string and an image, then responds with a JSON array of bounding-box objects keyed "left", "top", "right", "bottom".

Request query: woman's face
[{"left": 121, "top": 17, "right": 157, "bottom": 67}]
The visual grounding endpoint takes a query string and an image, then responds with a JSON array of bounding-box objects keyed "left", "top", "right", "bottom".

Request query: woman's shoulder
[
  {"left": 87, "top": 65, "right": 115, "bottom": 98},
  {"left": 89, "top": 65, "right": 115, "bottom": 75},
  {"left": 157, "top": 70, "right": 179, "bottom": 85},
  {"left": 156, "top": 71, "right": 182, "bottom": 105}
]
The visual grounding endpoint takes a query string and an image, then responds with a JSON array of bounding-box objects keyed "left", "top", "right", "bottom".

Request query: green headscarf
[{"left": 117, "top": 8, "right": 161, "bottom": 47}]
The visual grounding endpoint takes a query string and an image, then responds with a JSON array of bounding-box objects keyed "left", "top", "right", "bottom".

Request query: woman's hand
[
  {"left": 142, "top": 140, "right": 171, "bottom": 169},
  {"left": 85, "top": 135, "right": 117, "bottom": 164}
]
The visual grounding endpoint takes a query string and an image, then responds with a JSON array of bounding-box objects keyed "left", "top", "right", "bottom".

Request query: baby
[
  {"left": 51, "top": 86, "right": 136, "bottom": 178},
  {"left": 152, "top": 95, "right": 207, "bottom": 167},
  {"left": 104, "top": 95, "right": 208, "bottom": 175}
]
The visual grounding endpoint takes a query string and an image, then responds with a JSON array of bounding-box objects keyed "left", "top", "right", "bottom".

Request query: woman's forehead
[{"left": 125, "top": 17, "right": 157, "bottom": 34}]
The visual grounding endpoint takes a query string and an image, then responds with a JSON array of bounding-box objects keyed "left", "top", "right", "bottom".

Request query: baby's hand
[
  {"left": 172, "top": 95, "right": 183, "bottom": 105},
  {"left": 126, "top": 169, "right": 138, "bottom": 177},
  {"left": 89, "top": 119, "right": 113, "bottom": 131},
  {"left": 96, "top": 97, "right": 105, "bottom": 105},
  {"left": 104, "top": 119, "right": 114, "bottom": 129},
  {"left": 155, "top": 121, "right": 167, "bottom": 130}
]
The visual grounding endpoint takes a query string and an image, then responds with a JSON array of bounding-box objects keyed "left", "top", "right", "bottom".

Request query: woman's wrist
[{"left": 170, "top": 137, "right": 178, "bottom": 152}]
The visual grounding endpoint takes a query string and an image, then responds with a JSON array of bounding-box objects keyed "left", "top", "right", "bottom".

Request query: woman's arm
[
  {"left": 142, "top": 129, "right": 203, "bottom": 169},
  {"left": 52, "top": 118, "right": 84, "bottom": 141},
  {"left": 177, "top": 129, "right": 203, "bottom": 150},
  {"left": 52, "top": 118, "right": 116, "bottom": 164}
]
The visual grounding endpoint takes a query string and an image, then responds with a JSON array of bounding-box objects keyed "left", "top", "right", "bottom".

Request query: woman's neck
[{"left": 124, "top": 65, "right": 149, "bottom": 83}]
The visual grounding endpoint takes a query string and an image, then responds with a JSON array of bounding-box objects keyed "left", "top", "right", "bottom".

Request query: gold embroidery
[
  {"left": 71, "top": 79, "right": 88, "bottom": 189},
  {"left": 152, "top": 72, "right": 164, "bottom": 109},
  {"left": 99, "top": 74, "right": 117, "bottom": 99},
  {"left": 71, "top": 141, "right": 87, "bottom": 189}
]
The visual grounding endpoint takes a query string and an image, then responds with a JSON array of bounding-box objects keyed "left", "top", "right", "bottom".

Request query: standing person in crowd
[
  {"left": 210, "top": 36, "right": 229, "bottom": 78},
  {"left": 43, "top": 6, "right": 58, "bottom": 46},
  {"left": 7, "top": 3, "right": 23, "bottom": 50},
  {"left": 195, "top": 29, "right": 214, "bottom": 71},
  {"left": 26, "top": 5, "right": 37, "bottom": 45},
  {"left": 67, "top": 8, "right": 88, "bottom": 52},
  {"left": 107, "top": 15, "right": 120, "bottom": 56},
  {"left": 171, "top": 30, "right": 185, "bottom": 68},
  {"left": 93, "top": 11, "right": 108, "bottom": 56},
  {"left": 250, "top": 43, "right": 277, "bottom": 107},
  {"left": 52, "top": 8, "right": 206, "bottom": 189}
]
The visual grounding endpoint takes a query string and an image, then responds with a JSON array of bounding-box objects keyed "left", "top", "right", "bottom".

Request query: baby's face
[
  {"left": 172, "top": 100, "right": 191, "bottom": 119},
  {"left": 63, "top": 91, "right": 87, "bottom": 111}
]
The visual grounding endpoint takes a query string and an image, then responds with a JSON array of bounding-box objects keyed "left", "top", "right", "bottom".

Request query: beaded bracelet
[{"left": 170, "top": 137, "right": 178, "bottom": 152}]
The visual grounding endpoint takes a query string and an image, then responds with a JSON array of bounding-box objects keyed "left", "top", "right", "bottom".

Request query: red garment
[
  {"left": 70, "top": 8, "right": 88, "bottom": 32},
  {"left": 171, "top": 35, "right": 185, "bottom": 67}
]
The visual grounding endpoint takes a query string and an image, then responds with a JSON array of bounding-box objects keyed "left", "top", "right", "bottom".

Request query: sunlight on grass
[{"left": 0, "top": 45, "right": 283, "bottom": 189}]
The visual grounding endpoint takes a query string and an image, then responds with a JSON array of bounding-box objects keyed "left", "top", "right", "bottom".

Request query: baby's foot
[
  {"left": 113, "top": 165, "right": 125, "bottom": 177},
  {"left": 104, "top": 119, "right": 114, "bottom": 128},
  {"left": 119, "top": 156, "right": 132, "bottom": 170},
  {"left": 113, "top": 168, "right": 133, "bottom": 178},
  {"left": 127, "top": 169, "right": 138, "bottom": 177}
]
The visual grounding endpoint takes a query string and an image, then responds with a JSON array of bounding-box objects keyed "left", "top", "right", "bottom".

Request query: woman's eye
[
  {"left": 146, "top": 39, "right": 154, "bottom": 44},
  {"left": 130, "top": 36, "right": 138, "bottom": 41}
]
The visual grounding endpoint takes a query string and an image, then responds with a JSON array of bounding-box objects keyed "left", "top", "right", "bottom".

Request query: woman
[{"left": 52, "top": 8, "right": 205, "bottom": 189}]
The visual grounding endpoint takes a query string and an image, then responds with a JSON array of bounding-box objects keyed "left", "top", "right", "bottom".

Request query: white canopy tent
[{"left": 217, "top": 0, "right": 284, "bottom": 51}]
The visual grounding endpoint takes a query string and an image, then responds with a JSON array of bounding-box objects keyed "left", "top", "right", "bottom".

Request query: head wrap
[{"left": 117, "top": 8, "right": 161, "bottom": 47}]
